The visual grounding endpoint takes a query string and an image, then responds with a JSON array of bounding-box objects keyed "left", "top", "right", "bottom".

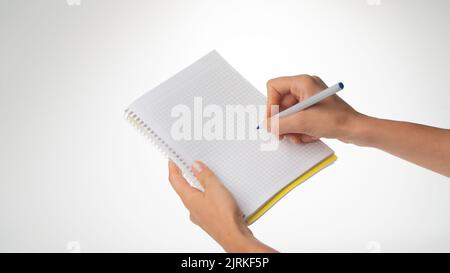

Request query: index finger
[{"left": 266, "top": 76, "right": 293, "bottom": 118}]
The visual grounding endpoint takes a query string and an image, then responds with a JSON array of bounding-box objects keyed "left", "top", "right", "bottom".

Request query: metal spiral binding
[{"left": 124, "top": 108, "right": 201, "bottom": 189}]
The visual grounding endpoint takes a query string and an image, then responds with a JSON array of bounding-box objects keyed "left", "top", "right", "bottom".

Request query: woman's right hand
[{"left": 266, "top": 75, "right": 362, "bottom": 144}]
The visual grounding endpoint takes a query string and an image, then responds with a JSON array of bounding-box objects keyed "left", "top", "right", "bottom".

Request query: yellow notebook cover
[{"left": 246, "top": 154, "right": 337, "bottom": 225}]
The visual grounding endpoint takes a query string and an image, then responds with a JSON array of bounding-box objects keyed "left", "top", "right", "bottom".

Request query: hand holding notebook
[{"left": 168, "top": 160, "right": 277, "bottom": 253}]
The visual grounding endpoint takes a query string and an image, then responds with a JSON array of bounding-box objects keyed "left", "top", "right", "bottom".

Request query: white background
[{"left": 1, "top": 0, "right": 449, "bottom": 252}]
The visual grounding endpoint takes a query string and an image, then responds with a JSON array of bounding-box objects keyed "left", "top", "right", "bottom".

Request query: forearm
[
  {"left": 345, "top": 114, "right": 450, "bottom": 177},
  {"left": 217, "top": 225, "right": 278, "bottom": 253},
  {"left": 222, "top": 235, "right": 277, "bottom": 253}
]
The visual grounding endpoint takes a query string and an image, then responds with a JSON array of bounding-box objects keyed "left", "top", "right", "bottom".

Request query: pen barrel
[{"left": 276, "top": 82, "right": 343, "bottom": 118}]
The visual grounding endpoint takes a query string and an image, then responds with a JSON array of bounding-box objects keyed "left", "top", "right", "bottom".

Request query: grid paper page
[{"left": 128, "top": 51, "right": 334, "bottom": 218}]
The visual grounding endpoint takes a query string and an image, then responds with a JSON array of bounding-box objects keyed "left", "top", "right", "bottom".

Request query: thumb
[
  {"left": 191, "top": 161, "right": 220, "bottom": 189},
  {"left": 300, "top": 134, "right": 319, "bottom": 143},
  {"left": 267, "top": 112, "right": 308, "bottom": 135}
]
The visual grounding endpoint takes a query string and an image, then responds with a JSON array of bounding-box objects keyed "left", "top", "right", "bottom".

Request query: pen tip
[
  {"left": 256, "top": 126, "right": 260, "bottom": 130},
  {"left": 339, "top": 82, "right": 344, "bottom": 89}
]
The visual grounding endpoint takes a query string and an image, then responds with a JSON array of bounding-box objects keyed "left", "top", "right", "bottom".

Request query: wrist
[
  {"left": 341, "top": 113, "right": 378, "bottom": 147},
  {"left": 218, "top": 223, "right": 253, "bottom": 252},
  {"left": 219, "top": 223, "right": 275, "bottom": 253}
]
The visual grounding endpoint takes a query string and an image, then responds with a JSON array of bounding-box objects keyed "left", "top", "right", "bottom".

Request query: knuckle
[
  {"left": 302, "top": 75, "right": 316, "bottom": 85},
  {"left": 290, "top": 83, "right": 302, "bottom": 96},
  {"left": 291, "top": 75, "right": 318, "bottom": 95},
  {"left": 201, "top": 171, "right": 215, "bottom": 182}
]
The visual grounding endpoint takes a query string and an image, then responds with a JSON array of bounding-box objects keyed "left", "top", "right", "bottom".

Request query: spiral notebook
[{"left": 125, "top": 51, "right": 336, "bottom": 224}]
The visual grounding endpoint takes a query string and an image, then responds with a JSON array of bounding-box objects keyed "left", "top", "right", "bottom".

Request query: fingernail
[{"left": 192, "top": 161, "right": 204, "bottom": 173}]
